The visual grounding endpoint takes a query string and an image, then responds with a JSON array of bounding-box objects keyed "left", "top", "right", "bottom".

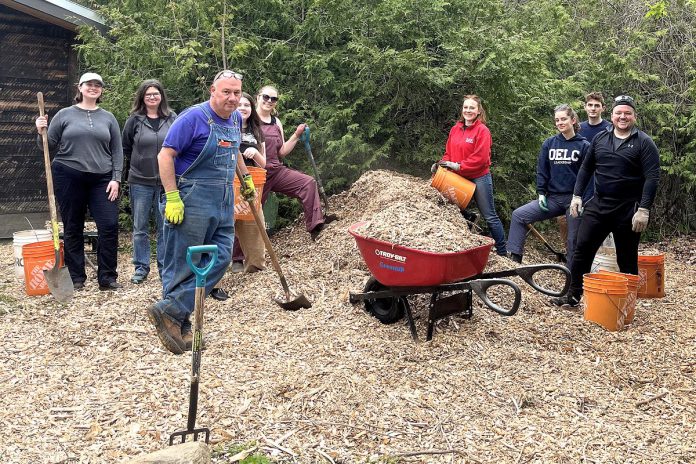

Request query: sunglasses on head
[
  {"left": 214, "top": 70, "right": 243, "bottom": 82},
  {"left": 261, "top": 94, "right": 279, "bottom": 103}
]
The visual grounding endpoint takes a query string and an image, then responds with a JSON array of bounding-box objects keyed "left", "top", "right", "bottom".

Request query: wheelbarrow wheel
[{"left": 363, "top": 277, "right": 405, "bottom": 324}]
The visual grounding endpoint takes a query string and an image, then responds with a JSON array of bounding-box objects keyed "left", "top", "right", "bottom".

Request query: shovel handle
[
  {"left": 302, "top": 126, "right": 311, "bottom": 152},
  {"left": 186, "top": 245, "right": 218, "bottom": 288}
]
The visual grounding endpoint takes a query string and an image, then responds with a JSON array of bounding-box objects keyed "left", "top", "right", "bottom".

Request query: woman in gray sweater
[
  {"left": 122, "top": 79, "right": 176, "bottom": 284},
  {"left": 35, "top": 72, "right": 123, "bottom": 291}
]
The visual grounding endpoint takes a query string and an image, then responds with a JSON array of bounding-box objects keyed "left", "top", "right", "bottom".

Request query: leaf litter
[{"left": 0, "top": 170, "right": 694, "bottom": 463}]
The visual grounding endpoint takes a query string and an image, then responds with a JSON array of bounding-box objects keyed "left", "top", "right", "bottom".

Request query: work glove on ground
[
  {"left": 240, "top": 174, "right": 256, "bottom": 203},
  {"left": 164, "top": 190, "right": 184, "bottom": 224},
  {"left": 440, "top": 161, "right": 460, "bottom": 171},
  {"left": 538, "top": 194, "right": 549, "bottom": 212},
  {"left": 632, "top": 207, "right": 650, "bottom": 233},
  {"left": 569, "top": 195, "right": 583, "bottom": 218}
]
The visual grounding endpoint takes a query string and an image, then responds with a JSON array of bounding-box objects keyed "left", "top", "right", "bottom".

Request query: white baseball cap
[{"left": 79, "top": 72, "right": 104, "bottom": 86}]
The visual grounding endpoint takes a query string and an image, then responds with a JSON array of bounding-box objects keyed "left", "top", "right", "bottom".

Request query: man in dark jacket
[{"left": 551, "top": 95, "right": 660, "bottom": 307}]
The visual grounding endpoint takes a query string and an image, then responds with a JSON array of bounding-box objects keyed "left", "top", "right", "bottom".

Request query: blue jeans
[
  {"left": 508, "top": 193, "right": 580, "bottom": 268},
  {"left": 470, "top": 173, "right": 507, "bottom": 255},
  {"left": 130, "top": 183, "right": 163, "bottom": 277}
]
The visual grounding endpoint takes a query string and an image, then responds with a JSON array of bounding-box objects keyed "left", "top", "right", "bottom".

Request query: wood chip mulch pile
[{"left": 0, "top": 169, "right": 694, "bottom": 463}]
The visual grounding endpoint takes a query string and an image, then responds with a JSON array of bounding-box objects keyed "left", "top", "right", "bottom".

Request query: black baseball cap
[{"left": 613, "top": 95, "right": 636, "bottom": 110}]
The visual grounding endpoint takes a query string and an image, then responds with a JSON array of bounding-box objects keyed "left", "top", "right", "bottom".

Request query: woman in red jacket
[{"left": 435, "top": 95, "right": 507, "bottom": 255}]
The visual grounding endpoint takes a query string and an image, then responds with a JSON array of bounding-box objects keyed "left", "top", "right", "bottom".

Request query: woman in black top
[{"left": 122, "top": 79, "right": 176, "bottom": 284}]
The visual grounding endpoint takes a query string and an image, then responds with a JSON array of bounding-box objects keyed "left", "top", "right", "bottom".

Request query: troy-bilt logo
[{"left": 375, "top": 249, "right": 406, "bottom": 263}]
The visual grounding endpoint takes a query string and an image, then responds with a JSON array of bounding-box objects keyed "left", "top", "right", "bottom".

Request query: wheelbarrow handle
[
  {"left": 514, "top": 264, "right": 570, "bottom": 297},
  {"left": 468, "top": 278, "right": 521, "bottom": 316},
  {"left": 186, "top": 245, "right": 219, "bottom": 287}
]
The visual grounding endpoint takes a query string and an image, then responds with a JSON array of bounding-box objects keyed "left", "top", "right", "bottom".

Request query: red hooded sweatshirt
[{"left": 441, "top": 119, "right": 492, "bottom": 179}]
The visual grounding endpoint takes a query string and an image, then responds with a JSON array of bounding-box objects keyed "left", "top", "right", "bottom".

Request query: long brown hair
[
  {"left": 458, "top": 94, "right": 487, "bottom": 125},
  {"left": 241, "top": 92, "right": 265, "bottom": 147},
  {"left": 130, "top": 79, "right": 172, "bottom": 117}
]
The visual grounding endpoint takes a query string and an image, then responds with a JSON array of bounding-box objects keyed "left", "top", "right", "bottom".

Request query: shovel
[
  {"left": 169, "top": 245, "right": 217, "bottom": 445},
  {"left": 301, "top": 126, "right": 330, "bottom": 215},
  {"left": 526, "top": 223, "right": 567, "bottom": 263},
  {"left": 37, "top": 92, "right": 73, "bottom": 303},
  {"left": 235, "top": 163, "right": 312, "bottom": 310}
]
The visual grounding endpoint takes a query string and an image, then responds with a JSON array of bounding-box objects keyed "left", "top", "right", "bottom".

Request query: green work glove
[
  {"left": 240, "top": 174, "right": 256, "bottom": 203},
  {"left": 164, "top": 190, "right": 184, "bottom": 224},
  {"left": 538, "top": 194, "right": 549, "bottom": 212}
]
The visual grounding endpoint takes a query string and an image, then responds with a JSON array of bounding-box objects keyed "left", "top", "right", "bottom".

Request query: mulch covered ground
[{"left": 0, "top": 170, "right": 694, "bottom": 463}]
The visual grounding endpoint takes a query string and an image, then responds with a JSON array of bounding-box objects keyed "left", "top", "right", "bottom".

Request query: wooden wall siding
[{"left": 0, "top": 4, "right": 74, "bottom": 215}]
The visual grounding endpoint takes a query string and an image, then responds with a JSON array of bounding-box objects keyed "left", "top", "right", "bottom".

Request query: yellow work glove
[
  {"left": 240, "top": 174, "right": 256, "bottom": 203},
  {"left": 164, "top": 190, "right": 184, "bottom": 224}
]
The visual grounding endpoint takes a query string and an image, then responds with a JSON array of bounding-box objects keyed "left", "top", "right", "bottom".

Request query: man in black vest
[{"left": 550, "top": 95, "right": 660, "bottom": 307}]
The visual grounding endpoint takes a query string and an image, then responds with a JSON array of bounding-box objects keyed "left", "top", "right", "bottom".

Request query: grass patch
[{"left": 212, "top": 441, "right": 273, "bottom": 463}]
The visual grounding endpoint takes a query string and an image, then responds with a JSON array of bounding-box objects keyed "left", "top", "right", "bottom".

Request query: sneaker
[
  {"left": 181, "top": 327, "right": 206, "bottom": 352},
  {"left": 73, "top": 281, "right": 85, "bottom": 291},
  {"left": 549, "top": 294, "right": 581, "bottom": 308},
  {"left": 231, "top": 261, "right": 244, "bottom": 273},
  {"left": 509, "top": 253, "right": 523, "bottom": 264},
  {"left": 210, "top": 287, "right": 229, "bottom": 301},
  {"left": 130, "top": 271, "right": 148, "bottom": 284},
  {"left": 99, "top": 281, "right": 123, "bottom": 291},
  {"left": 146, "top": 305, "right": 185, "bottom": 355}
]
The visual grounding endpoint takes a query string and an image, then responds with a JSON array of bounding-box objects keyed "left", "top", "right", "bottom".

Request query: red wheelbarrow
[{"left": 348, "top": 222, "right": 570, "bottom": 341}]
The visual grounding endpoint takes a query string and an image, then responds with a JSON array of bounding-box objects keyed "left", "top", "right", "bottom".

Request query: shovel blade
[
  {"left": 275, "top": 293, "right": 312, "bottom": 311},
  {"left": 43, "top": 266, "right": 74, "bottom": 303}
]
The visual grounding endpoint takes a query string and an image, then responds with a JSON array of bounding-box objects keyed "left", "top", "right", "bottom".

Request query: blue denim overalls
[{"left": 156, "top": 103, "right": 239, "bottom": 324}]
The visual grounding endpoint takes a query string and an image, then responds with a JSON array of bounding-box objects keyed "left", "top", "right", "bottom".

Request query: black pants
[
  {"left": 52, "top": 162, "right": 119, "bottom": 286},
  {"left": 569, "top": 196, "right": 641, "bottom": 297}
]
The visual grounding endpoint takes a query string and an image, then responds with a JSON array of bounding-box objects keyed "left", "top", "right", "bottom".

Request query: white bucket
[
  {"left": 13, "top": 229, "right": 52, "bottom": 279},
  {"left": 591, "top": 252, "right": 619, "bottom": 273}
]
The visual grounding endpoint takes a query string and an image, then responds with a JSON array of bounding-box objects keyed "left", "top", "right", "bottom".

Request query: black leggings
[{"left": 569, "top": 197, "right": 641, "bottom": 296}]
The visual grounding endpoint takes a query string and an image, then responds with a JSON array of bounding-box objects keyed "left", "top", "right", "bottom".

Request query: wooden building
[{"left": 0, "top": 0, "right": 104, "bottom": 237}]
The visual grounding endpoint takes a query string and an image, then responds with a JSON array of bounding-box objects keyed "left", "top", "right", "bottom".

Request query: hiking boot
[
  {"left": 549, "top": 294, "right": 581, "bottom": 308},
  {"left": 181, "top": 327, "right": 206, "bottom": 352},
  {"left": 73, "top": 281, "right": 85, "bottom": 291},
  {"left": 310, "top": 223, "right": 325, "bottom": 241},
  {"left": 146, "top": 305, "right": 185, "bottom": 355},
  {"left": 509, "top": 253, "right": 523, "bottom": 264},
  {"left": 231, "top": 261, "right": 244, "bottom": 273}
]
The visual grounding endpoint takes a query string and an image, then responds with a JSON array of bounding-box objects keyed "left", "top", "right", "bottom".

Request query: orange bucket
[
  {"left": 583, "top": 272, "right": 628, "bottom": 291},
  {"left": 597, "top": 270, "right": 640, "bottom": 324},
  {"left": 430, "top": 166, "right": 476, "bottom": 210},
  {"left": 22, "top": 240, "right": 65, "bottom": 296},
  {"left": 637, "top": 254, "right": 665, "bottom": 298},
  {"left": 233, "top": 166, "right": 267, "bottom": 221},
  {"left": 583, "top": 287, "right": 629, "bottom": 331}
]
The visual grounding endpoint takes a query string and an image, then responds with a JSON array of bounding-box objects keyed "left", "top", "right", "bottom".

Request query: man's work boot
[
  {"left": 146, "top": 305, "right": 185, "bottom": 355},
  {"left": 181, "top": 326, "right": 206, "bottom": 352}
]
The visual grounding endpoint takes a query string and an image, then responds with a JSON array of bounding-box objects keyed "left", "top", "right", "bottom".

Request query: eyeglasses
[
  {"left": 261, "top": 94, "right": 279, "bottom": 103},
  {"left": 614, "top": 95, "right": 634, "bottom": 103},
  {"left": 145, "top": 92, "right": 161, "bottom": 99},
  {"left": 214, "top": 70, "right": 243, "bottom": 82}
]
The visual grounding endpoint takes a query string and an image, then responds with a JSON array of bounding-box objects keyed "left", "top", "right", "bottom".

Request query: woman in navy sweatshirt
[{"left": 507, "top": 104, "right": 590, "bottom": 268}]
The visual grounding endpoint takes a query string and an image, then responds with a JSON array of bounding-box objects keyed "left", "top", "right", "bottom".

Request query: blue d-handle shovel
[{"left": 169, "top": 245, "right": 218, "bottom": 445}]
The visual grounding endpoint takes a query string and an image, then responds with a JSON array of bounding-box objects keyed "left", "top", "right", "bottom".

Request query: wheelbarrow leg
[{"left": 402, "top": 297, "right": 418, "bottom": 341}]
